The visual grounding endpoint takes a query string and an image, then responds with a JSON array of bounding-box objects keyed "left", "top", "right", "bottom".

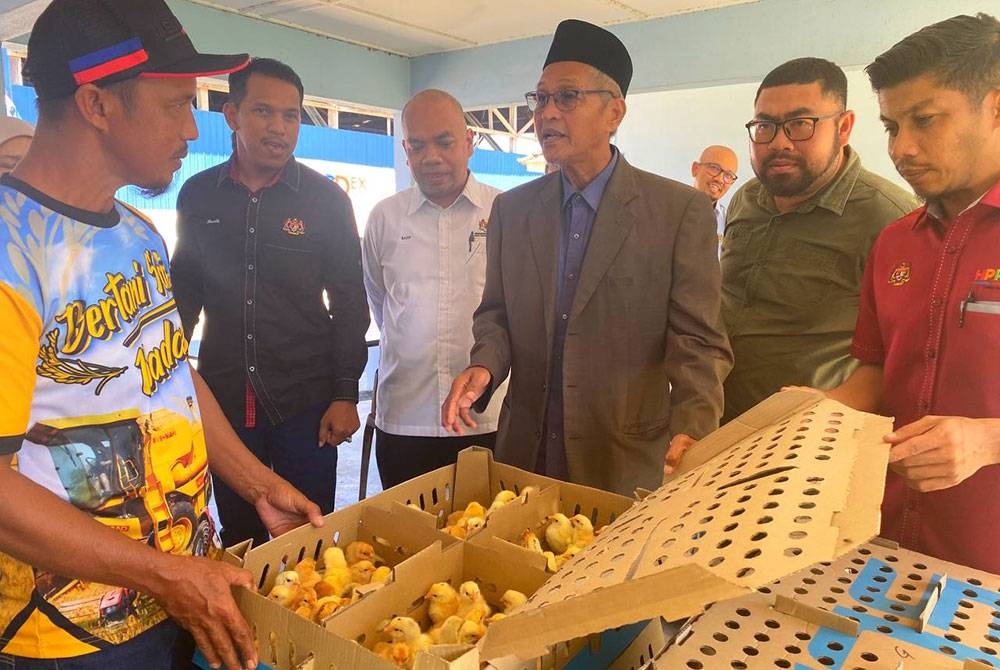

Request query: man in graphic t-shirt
[{"left": 0, "top": 2, "right": 323, "bottom": 669}]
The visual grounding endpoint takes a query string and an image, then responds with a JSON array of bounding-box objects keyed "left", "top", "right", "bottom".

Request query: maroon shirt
[{"left": 852, "top": 178, "right": 1000, "bottom": 573}]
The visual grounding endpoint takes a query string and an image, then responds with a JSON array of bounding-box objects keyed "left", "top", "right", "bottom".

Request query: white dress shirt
[{"left": 362, "top": 174, "right": 507, "bottom": 436}]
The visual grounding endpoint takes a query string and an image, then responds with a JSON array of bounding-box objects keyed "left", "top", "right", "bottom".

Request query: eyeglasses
[
  {"left": 697, "top": 162, "right": 738, "bottom": 184},
  {"left": 525, "top": 88, "right": 616, "bottom": 112},
  {"left": 745, "top": 112, "right": 843, "bottom": 144}
]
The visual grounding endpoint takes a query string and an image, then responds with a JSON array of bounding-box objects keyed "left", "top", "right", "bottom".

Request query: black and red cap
[{"left": 26, "top": 0, "right": 250, "bottom": 100}]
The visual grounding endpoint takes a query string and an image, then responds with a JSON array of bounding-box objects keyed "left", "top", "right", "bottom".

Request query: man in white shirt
[
  {"left": 363, "top": 89, "right": 506, "bottom": 487},
  {"left": 691, "top": 144, "right": 739, "bottom": 239}
]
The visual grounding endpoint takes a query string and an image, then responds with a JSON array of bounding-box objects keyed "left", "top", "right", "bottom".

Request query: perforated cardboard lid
[
  {"left": 655, "top": 538, "right": 1000, "bottom": 669},
  {"left": 480, "top": 391, "right": 892, "bottom": 660}
]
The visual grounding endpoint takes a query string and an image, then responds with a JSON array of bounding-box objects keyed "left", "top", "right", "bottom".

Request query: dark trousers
[
  {"left": 375, "top": 429, "right": 496, "bottom": 488},
  {"left": 0, "top": 620, "right": 194, "bottom": 669},
  {"left": 214, "top": 401, "right": 337, "bottom": 547}
]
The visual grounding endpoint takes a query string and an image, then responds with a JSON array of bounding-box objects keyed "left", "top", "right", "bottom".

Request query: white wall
[{"left": 615, "top": 68, "right": 912, "bottom": 209}]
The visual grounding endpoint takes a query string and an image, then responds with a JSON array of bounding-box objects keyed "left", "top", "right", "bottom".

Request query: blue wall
[{"left": 410, "top": 0, "right": 991, "bottom": 107}]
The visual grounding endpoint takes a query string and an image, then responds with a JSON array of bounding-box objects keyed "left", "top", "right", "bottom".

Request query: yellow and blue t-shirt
[{"left": 0, "top": 176, "right": 219, "bottom": 658}]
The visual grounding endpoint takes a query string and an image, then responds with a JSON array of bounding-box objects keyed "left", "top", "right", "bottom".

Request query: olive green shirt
[{"left": 720, "top": 147, "right": 918, "bottom": 423}]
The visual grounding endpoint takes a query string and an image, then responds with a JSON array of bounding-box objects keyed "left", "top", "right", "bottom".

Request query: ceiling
[
  {"left": 187, "top": 0, "right": 757, "bottom": 56},
  {"left": 0, "top": 0, "right": 758, "bottom": 57}
]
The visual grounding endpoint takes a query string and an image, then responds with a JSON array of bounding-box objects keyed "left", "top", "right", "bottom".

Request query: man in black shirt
[{"left": 171, "top": 58, "right": 369, "bottom": 546}]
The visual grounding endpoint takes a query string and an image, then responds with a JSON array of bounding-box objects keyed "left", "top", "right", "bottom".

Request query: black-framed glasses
[
  {"left": 697, "top": 162, "right": 738, "bottom": 184},
  {"left": 745, "top": 112, "right": 843, "bottom": 144},
  {"left": 525, "top": 88, "right": 616, "bottom": 112}
]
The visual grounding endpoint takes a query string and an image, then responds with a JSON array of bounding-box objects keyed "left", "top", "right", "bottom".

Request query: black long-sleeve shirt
[{"left": 171, "top": 157, "right": 369, "bottom": 426}]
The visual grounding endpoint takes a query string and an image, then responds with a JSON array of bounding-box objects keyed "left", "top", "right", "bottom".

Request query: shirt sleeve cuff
[
  {"left": 0, "top": 435, "right": 25, "bottom": 455},
  {"left": 331, "top": 378, "right": 360, "bottom": 404}
]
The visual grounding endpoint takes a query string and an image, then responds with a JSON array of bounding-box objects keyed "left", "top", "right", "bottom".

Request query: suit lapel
[
  {"left": 528, "top": 174, "right": 562, "bottom": 346},
  {"left": 571, "top": 159, "right": 638, "bottom": 317}
]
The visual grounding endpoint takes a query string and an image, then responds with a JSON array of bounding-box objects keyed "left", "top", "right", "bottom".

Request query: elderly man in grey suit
[{"left": 442, "top": 19, "right": 733, "bottom": 496}]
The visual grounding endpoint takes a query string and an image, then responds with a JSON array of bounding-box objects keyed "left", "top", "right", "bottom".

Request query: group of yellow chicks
[
  {"left": 440, "top": 487, "right": 538, "bottom": 539},
  {"left": 520, "top": 512, "right": 599, "bottom": 572},
  {"left": 370, "top": 580, "right": 528, "bottom": 668},
  {"left": 265, "top": 541, "right": 391, "bottom": 624}
]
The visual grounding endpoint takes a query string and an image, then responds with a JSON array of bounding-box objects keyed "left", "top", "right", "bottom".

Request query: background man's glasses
[
  {"left": 745, "top": 112, "right": 843, "bottom": 144},
  {"left": 525, "top": 88, "right": 616, "bottom": 112},
  {"left": 698, "top": 162, "right": 738, "bottom": 184}
]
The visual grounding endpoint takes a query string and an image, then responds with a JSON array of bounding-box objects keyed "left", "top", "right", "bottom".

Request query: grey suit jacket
[{"left": 470, "top": 156, "right": 733, "bottom": 496}]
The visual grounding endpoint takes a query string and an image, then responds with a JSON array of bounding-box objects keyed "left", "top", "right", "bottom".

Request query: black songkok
[{"left": 544, "top": 19, "right": 633, "bottom": 96}]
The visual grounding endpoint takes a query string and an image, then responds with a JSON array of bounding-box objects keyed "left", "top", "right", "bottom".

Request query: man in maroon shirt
[{"left": 819, "top": 13, "right": 1000, "bottom": 572}]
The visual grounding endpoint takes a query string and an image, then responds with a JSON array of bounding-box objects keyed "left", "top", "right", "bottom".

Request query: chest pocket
[
  {"left": 259, "top": 243, "right": 321, "bottom": 293},
  {"left": 759, "top": 238, "right": 842, "bottom": 311}
]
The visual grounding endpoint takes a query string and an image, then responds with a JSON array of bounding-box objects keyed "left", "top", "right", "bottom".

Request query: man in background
[
  {"left": 721, "top": 57, "right": 916, "bottom": 423},
  {"left": 691, "top": 144, "right": 739, "bottom": 239},
  {"left": 363, "top": 89, "right": 505, "bottom": 488},
  {"left": 172, "top": 58, "right": 369, "bottom": 545}
]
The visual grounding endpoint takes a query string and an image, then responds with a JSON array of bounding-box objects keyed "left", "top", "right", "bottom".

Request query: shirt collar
[
  {"left": 561, "top": 146, "right": 619, "bottom": 210},
  {"left": 753, "top": 145, "right": 861, "bottom": 217},
  {"left": 407, "top": 170, "right": 479, "bottom": 216},
  {"left": 916, "top": 177, "right": 1000, "bottom": 229},
  {"left": 217, "top": 153, "right": 301, "bottom": 192}
]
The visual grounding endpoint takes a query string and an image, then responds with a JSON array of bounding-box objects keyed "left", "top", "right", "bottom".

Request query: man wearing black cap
[
  {"left": 0, "top": 2, "right": 323, "bottom": 669},
  {"left": 443, "top": 19, "right": 732, "bottom": 496}
]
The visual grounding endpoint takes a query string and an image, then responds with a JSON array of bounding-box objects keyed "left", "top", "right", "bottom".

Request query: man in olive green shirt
[{"left": 721, "top": 57, "right": 916, "bottom": 423}]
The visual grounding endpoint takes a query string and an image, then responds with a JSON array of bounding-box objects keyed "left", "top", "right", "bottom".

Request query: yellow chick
[
  {"left": 542, "top": 551, "right": 558, "bottom": 572},
  {"left": 458, "top": 619, "right": 487, "bottom": 645},
  {"left": 457, "top": 581, "right": 491, "bottom": 623},
  {"left": 484, "top": 612, "right": 506, "bottom": 625},
  {"left": 383, "top": 616, "right": 431, "bottom": 655},
  {"left": 294, "top": 557, "right": 322, "bottom": 589},
  {"left": 429, "top": 615, "right": 465, "bottom": 644},
  {"left": 374, "top": 641, "right": 413, "bottom": 669},
  {"left": 311, "top": 596, "right": 343, "bottom": 623},
  {"left": 322, "top": 547, "right": 348, "bottom": 570},
  {"left": 424, "top": 581, "right": 460, "bottom": 625},
  {"left": 545, "top": 513, "right": 573, "bottom": 554},
  {"left": 555, "top": 545, "right": 582, "bottom": 570},
  {"left": 464, "top": 516, "right": 486, "bottom": 536},
  {"left": 345, "top": 540, "right": 376, "bottom": 566},
  {"left": 520, "top": 528, "right": 544, "bottom": 554},
  {"left": 500, "top": 589, "right": 528, "bottom": 613},
  {"left": 371, "top": 565, "right": 392, "bottom": 586},
  {"left": 266, "top": 583, "right": 301, "bottom": 609},
  {"left": 292, "top": 601, "right": 313, "bottom": 619},
  {"left": 444, "top": 517, "right": 468, "bottom": 539},
  {"left": 486, "top": 490, "right": 518, "bottom": 517},
  {"left": 315, "top": 565, "right": 352, "bottom": 598},
  {"left": 273, "top": 570, "right": 300, "bottom": 587},
  {"left": 569, "top": 514, "right": 595, "bottom": 548},
  {"left": 348, "top": 560, "right": 376, "bottom": 586}
]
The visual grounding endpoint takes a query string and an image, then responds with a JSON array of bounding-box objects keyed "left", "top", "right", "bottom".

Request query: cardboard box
[
  {"left": 654, "top": 537, "right": 1000, "bottom": 669},
  {"left": 479, "top": 392, "right": 891, "bottom": 660},
  {"left": 228, "top": 391, "right": 891, "bottom": 668},
  {"left": 367, "top": 447, "right": 634, "bottom": 544}
]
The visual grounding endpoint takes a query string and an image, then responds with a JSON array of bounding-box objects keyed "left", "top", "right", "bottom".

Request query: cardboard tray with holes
[
  {"left": 655, "top": 537, "right": 1000, "bottom": 669},
  {"left": 222, "top": 390, "right": 893, "bottom": 669}
]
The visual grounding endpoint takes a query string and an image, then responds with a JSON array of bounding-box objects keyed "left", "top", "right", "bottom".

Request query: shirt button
[
  {"left": 561, "top": 313, "right": 568, "bottom": 320},
  {"left": 251, "top": 197, "right": 258, "bottom": 203},
  {"left": 927, "top": 349, "right": 936, "bottom": 359},
  {"left": 946, "top": 246, "right": 959, "bottom": 254},
  {"left": 247, "top": 299, "right": 253, "bottom": 305},
  {"left": 572, "top": 233, "right": 580, "bottom": 240},
  {"left": 931, "top": 298, "right": 943, "bottom": 307},
  {"left": 568, "top": 273, "right": 576, "bottom": 280},
  {"left": 550, "top": 432, "right": 557, "bottom": 439},
  {"left": 249, "top": 366, "right": 255, "bottom": 372},
  {"left": 248, "top": 264, "right": 254, "bottom": 270},
  {"left": 247, "top": 334, "right": 253, "bottom": 340},
  {"left": 249, "top": 227, "right": 255, "bottom": 233}
]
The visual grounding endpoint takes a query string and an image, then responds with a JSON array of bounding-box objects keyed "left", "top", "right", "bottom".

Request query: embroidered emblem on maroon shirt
[{"left": 888, "top": 261, "right": 911, "bottom": 287}]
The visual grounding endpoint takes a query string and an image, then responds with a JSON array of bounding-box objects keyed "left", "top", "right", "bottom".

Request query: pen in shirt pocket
[
  {"left": 959, "top": 289, "right": 976, "bottom": 327},
  {"left": 468, "top": 230, "right": 475, "bottom": 253}
]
